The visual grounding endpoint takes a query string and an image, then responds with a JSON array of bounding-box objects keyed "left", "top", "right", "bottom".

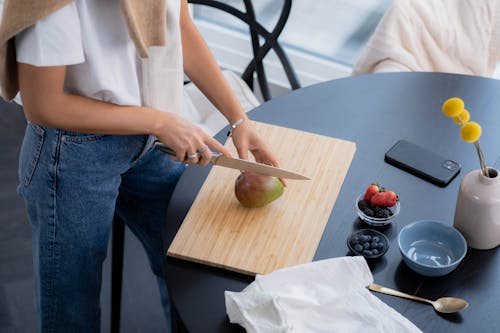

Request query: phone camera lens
[{"left": 443, "top": 160, "right": 458, "bottom": 170}]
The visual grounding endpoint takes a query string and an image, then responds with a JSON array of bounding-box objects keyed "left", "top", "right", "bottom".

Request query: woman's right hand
[{"left": 153, "top": 111, "right": 231, "bottom": 166}]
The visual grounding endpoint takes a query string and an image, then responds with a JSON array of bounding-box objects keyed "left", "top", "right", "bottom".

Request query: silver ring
[
  {"left": 197, "top": 146, "right": 209, "bottom": 154},
  {"left": 186, "top": 153, "right": 198, "bottom": 160}
]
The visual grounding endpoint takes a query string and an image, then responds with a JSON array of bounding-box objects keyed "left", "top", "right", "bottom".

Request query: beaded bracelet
[{"left": 227, "top": 117, "right": 244, "bottom": 137}]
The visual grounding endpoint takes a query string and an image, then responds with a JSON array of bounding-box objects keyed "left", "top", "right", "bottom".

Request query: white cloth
[
  {"left": 225, "top": 257, "right": 422, "bottom": 333},
  {"left": 353, "top": 0, "right": 500, "bottom": 77}
]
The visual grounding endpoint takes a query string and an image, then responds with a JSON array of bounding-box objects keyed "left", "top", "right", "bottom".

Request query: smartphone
[{"left": 384, "top": 140, "right": 461, "bottom": 187}]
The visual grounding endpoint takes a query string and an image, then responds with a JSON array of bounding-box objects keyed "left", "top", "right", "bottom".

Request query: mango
[{"left": 234, "top": 172, "right": 284, "bottom": 208}]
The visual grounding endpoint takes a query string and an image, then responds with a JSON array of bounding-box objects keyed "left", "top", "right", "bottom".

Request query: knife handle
[
  {"left": 153, "top": 141, "right": 176, "bottom": 156},
  {"left": 154, "top": 141, "right": 218, "bottom": 163}
]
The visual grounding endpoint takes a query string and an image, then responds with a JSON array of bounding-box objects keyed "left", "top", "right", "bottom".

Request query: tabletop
[{"left": 163, "top": 72, "right": 500, "bottom": 333}]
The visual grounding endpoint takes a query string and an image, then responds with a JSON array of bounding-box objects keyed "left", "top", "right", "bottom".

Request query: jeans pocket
[
  {"left": 59, "top": 131, "right": 118, "bottom": 175},
  {"left": 19, "top": 123, "right": 45, "bottom": 187},
  {"left": 61, "top": 131, "right": 106, "bottom": 142}
]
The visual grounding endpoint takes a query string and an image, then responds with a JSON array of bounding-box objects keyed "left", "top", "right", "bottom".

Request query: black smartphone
[{"left": 384, "top": 139, "right": 461, "bottom": 187}]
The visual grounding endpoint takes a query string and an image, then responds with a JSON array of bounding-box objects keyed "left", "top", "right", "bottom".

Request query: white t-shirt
[{"left": 14, "top": 0, "right": 180, "bottom": 107}]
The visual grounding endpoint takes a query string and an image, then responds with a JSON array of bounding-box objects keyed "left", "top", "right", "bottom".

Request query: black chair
[
  {"left": 110, "top": 1, "right": 300, "bottom": 332},
  {"left": 188, "top": 0, "right": 300, "bottom": 101}
]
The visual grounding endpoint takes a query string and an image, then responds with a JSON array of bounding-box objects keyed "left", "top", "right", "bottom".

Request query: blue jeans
[{"left": 17, "top": 123, "right": 186, "bottom": 332}]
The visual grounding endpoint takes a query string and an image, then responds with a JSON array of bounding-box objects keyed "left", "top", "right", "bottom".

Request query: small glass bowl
[
  {"left": 347, "top": 229, "right": 389, "bottom": 259},
  {"left": 355, "top": 194, "right": 400, "bottom": 226}
]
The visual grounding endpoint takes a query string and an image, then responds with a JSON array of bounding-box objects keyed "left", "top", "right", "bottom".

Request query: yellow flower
[
  {"left": 460, "top": 122, "right": 482, "bottom": 143},
  {"left": 442, "top": 97, "right": 464, "bottom": 117},
  {"left": 453, "top": 109, "right": 470, "bottom": 124}
]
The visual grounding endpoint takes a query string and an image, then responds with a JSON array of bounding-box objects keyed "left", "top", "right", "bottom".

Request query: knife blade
[{"left": 154, "top": 141, "right": 310, "bottom": 180}]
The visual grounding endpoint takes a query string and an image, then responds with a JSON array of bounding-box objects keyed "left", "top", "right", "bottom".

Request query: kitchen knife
[{"left": 154, "top": 141, "right": 310, "bottom": 180}]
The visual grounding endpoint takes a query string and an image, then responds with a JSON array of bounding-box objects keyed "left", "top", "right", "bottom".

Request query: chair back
[{"left": 188, "top": 0, "right": 301, "bottom": 101}]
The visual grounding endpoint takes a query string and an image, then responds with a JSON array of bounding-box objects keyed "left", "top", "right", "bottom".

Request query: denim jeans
[{"left": 17, "top": 123, "right": 186, "bottom": 332}]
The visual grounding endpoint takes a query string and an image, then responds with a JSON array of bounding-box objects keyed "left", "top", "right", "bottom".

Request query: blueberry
[
  {"left": 372, "top": 249, "right": 379, "bottom": 255},
  {"left": 363, "top": 208, "right": 374, "bottom": 217},
  {"left": 377, "top": 242, "right": 385, "bottom": 249},
  {"left": 363, "top": 242, "right": 370, "bottom": 250},
  {"left": 359, "top": 235, "right": 368, "bottom": 242},
  {"left": 363, "top": 250, "right": 373, "bottom": 256},
  {"left": 372, "top": 236, "right": 380, "bottom": 243},
  {"left": 365, "top": 235, "right": 372, "bottom": 242},
  {"left": 374, "top": 208, "right": 386, "bottom": 218},
  {"left": 358, "top": 200, "right": 368, "bottom": 210},
  {"left": 354, "top": 244, "right": 363, "bottom": 252},
  {"left": 349, "top": 236, "right": 359, "bottom": 246},
  {"left": 370, "top": 241, "right": 378, "bottom": 249}
]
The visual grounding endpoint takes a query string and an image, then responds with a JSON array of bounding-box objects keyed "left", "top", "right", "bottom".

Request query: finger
[
  {"left": 172, "top": 148, "right": 187, "bottom": 163},
  {"left": 185, "top": 151, "right": 199, "bottom": 164},
  {"left": 279, "top": 177, "right": 288, "bottom": 188},
  {"left": 252, "top": 150, "right": 287, "bottom": 187},
  {"left": 236, "top": 144, "right": 249, "bottom": 160},
  {"left": 197, "top": 145, "right": 212, "bottom": 166},
  {"left": 249, "top": 142, "right": 273, "bottom": 164},
  {"left": 252, "top": 149, "right": 279, "bottom": 166},
  {"left": 266, "top": 154, "right": 281, "bottom": 168},
  {"left": 268, "top": 158, "right": 287, "bottom": 186},
  {"left": 185, "top": 141, "right": 200, "bottom": 164},
  {"left": 206, "top": 136, "right": 232, "bottom": 157}
]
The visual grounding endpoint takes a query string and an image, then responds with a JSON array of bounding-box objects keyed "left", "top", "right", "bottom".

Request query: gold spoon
[{"left": 368, "top": 283, "right": 469, "bottom": 313}]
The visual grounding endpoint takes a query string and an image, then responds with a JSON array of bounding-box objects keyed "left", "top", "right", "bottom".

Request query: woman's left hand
[{"left": 230, "top": 119, "right": 287, "bottom": 186}]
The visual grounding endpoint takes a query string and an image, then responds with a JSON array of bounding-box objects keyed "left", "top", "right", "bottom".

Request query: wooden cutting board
[{"left": 167, "top": 121, "right": 356, "bottom": 275}]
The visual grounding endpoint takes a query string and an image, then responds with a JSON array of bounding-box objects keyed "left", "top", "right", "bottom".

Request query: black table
[{"left": 164, "top": 72, "right": 500, "bottom": 333}]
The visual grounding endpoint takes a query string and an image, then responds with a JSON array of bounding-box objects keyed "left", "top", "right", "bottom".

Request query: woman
[{"left": 0, "top": 0, "right": 280, "bottom": 331}]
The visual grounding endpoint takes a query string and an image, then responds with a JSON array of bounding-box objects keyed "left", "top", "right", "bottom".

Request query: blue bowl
[{"left": 398, "top": 220, "right": 467, "bottom": 277}]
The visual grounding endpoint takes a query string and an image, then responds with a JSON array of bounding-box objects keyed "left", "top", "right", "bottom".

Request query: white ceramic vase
[{"left": 453, "top": 167, "right": 500, "bottom": 250}]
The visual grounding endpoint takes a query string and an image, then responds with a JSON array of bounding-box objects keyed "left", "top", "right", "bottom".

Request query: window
[{"left": 192, "top": 0, "right": 392, "bottom": 86}]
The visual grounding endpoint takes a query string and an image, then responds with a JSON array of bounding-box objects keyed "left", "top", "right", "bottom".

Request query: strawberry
[
  {"left": 371, "top": 191, "right": 398, "bottom": 207},
  {"left": 363, "top": 184, "right": 381, "bottom": 202}
]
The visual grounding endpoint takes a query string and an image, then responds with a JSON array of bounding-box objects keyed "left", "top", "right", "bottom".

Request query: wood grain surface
[{"left": 167, "top": 121, "right": 356, "bottom": 275}]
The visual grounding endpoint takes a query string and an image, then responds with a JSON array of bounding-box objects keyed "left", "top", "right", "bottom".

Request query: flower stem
[{"left": 474, "top": 140, "right": 489, "bottom": 177}]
